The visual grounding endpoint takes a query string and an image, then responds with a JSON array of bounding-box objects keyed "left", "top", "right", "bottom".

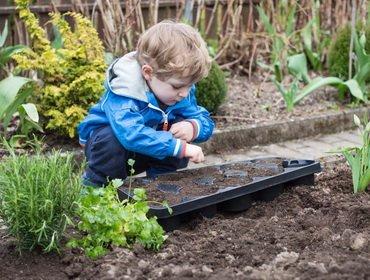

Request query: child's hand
[
  {"left": 185, "top": 144, "right": 204, "bottom": 163},
  {"left": 169, "top": 121, "right": 194, "bottom": 142}
]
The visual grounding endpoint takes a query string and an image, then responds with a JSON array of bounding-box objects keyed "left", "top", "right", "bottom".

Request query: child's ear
[{"left": 141, "top": 64, "right": 153, "bottom": 81}]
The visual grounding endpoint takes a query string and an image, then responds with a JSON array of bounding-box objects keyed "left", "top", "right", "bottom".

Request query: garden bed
[
  {"left": 1, "top": 160, "right": 369, "bottom": 279},
  {"left": 1, "top": 73, "right": 368, "bottom": 158}
]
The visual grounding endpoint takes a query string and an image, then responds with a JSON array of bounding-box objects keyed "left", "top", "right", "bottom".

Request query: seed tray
[{"left": 117, "top": 157, "right": 321, "bottom": 231}]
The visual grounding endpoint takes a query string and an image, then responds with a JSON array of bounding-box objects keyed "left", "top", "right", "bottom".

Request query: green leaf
[
  {"left": 133, "top": 188, "right": 146, "bottom": 201},
  {"left": 256, "top": 5, "right": 275, "bottom": 35},
  {"left": 0, "top": 76, "right": 32, "bottom": 119},
  {"left": 256, "top": 60, "right": 273, "bottom": 72},
  {"left": 359, "top": 34, "right": 366, "bottom": 49},
  {"left": 2, "top": 85, "right": 33, "bottom": 129},
  {"left": 162, "top": 201, "right": 173, "bottom": 215},
  {"left": 304, "top": 46, "right": 321, "bottom": 71},
  {"left": 111, "top": 179, "right": 124, "bottom": 189},
  {"left": 354, "top": 33, "right": 369, "bottom": 70},
  {"left": 301, "top": 20, "right": 313, "bottom": 50},
  {"left": 18, "top": 103, "right": 42, "bottom": 135},
  {"left": 127, "top": 158, "right": 135, "bottom": 167},
  {"left": 0, "top": 20, "right": 8, "bottom": 47},
  {"left": 288, "top": 53, "right": 310, "bottom": 83},
  {"left": 365, "top": 121, "right": 370, "bottom": 132},
  {"left": 273, "top": 61, "right": 283, "bottom": 83},
  {"left": 343, "top": 79, "right": 365, "bottom": 101},
  {"left": 341, "top": 148, "right": 361, "bottom": 192},
  {"left": 20, "top": 103, "right": 39, "bottom": 122},
  {"left": 354, "top": 62, "right": 370, "bottom": 86},
  {"left": 0, "top": 45, "right": 26, "bottom": 68},
  {"left": 359, "top": 168, "right": 370, "bottom": 192},
  {"left": 285, "top": 5, "right": 296, "bottom": 35},
  {"left": 293, "top": 77, "right": 343, "bottom": 103},
  {"left": 272, "top": 78, "right": 286, "bottom": 96}
]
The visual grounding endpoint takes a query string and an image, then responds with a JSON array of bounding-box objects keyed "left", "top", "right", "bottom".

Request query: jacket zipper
[{"left": 148, "top": 103, "right": 171, "bottom": 131}]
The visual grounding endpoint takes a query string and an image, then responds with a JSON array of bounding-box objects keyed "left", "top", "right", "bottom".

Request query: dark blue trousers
[{"left": 83, "top": 126, "right": 189, "bottom": 186}]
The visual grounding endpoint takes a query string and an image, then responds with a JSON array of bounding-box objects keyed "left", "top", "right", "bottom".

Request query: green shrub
[
  {"left": 13, "top": 0, "right": 105, "bottom": 138},
  {"left": 196, "top": 61, "right": 227, "bottom": 114},
  {"left": 0, "top": 149, "right": 82, "bottom": 252},
  {"left": 328, "top": 24, "right": 370, "bottom": 80}
]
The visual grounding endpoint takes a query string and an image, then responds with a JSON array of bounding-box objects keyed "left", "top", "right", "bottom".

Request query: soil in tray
[{"left": 122, "top": 159, "right": 284, "bottom": 205}]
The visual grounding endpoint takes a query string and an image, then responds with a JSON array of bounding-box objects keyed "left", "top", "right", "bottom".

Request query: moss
[
  {"left": 196, "top": 61, "right": 227, "bottom": 114},
  {"left": 328, "top": 24, "right": 370, "bottom": 79}
]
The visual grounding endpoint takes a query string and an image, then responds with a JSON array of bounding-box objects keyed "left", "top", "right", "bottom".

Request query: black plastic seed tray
[{"left": 117, "top": 157, "right": 321, "bottom": 231}]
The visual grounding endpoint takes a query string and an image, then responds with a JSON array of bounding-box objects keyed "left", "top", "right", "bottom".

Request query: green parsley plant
[{"left": 69, "top": 178, "right": 169, "bottom": 259}]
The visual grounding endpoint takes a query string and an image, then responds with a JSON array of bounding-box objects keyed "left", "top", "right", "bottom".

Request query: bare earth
[
  {"left": 0, "top": 162, "right": 369, "bottom": 279},
  {"left": 215, "top": 74, "right": 360, "bottom": 129}
]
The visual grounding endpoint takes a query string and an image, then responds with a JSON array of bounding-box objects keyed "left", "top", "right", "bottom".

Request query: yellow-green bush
[
  {"left": 328, "top": 24, "right": 370, "bottom": 80},
  {"left": 196, "top": 61, "right": 227, "bottom": 114},
  {"left": 13, "top": 0, "right": 105, "bottom": 137}
]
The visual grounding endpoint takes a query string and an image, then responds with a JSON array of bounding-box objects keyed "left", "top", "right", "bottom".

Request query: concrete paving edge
[{"left": 201, "top": 107, "right": 370, "bottom": 154}]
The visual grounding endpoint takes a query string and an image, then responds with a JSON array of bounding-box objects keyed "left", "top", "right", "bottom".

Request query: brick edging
[{"left": 201, "top": 107, "right": 370, "bottom": 154}]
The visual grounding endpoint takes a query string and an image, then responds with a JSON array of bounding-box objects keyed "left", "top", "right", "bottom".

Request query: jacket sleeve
[
  {"left": 181, "top": 85, "right": 215, "bottom": 143},
  {"left": 103, "top": 92, "right": 186, "bottom": 160}
]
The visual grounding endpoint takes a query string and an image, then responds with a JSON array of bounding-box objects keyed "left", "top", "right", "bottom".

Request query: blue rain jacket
[{"left": 78, "top": 52, "right": 215, "bottom": 160}]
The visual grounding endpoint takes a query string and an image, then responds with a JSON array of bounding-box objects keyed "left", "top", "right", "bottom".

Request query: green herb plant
[
  {"left": 0, "top": 145, "right": 82, "bottom": 252},
  {"left": 69, "top": 160, "right": 171, "bottom": 259},
  {"left": 341, "top": 114, "right": 370, "bottom": 193}
]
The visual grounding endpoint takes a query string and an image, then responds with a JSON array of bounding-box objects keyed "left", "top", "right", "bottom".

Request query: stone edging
[{"left": 201, "top": 107, "right": 370, "bottom": 154}]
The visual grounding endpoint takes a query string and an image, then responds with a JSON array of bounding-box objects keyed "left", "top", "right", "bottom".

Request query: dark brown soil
[
  {"left": 216, "top": 74, "right": 367, "bottom": 129},
  {"left": 124, "top": 159, "right": 283, "bottom": 205},
  {"left": 1, "top": 161, "right": 369, "bottom": 280}
]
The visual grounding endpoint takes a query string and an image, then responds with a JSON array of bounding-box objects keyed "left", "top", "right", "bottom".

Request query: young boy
[{"left": 78, "top": 20, "right": 214, "bottom": 187}]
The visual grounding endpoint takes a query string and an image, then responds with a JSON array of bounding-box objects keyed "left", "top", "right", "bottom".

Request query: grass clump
[{"left": 0, "top": 148, "right": 82, "bottom": 252}]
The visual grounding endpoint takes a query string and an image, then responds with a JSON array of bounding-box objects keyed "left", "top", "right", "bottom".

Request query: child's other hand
[
  {"left": 169, "top": 121, "right": 193, "bottom": 142},
  {"left": 185, "top": 144, "right": 204, "bottom": 163}
]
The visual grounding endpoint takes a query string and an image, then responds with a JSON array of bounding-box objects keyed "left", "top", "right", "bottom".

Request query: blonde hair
[{"left": 136, "top": 20, "right": 212, "bottom": 83}]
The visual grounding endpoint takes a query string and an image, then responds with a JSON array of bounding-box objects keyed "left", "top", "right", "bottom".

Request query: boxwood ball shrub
[
  {"left": 196, "top": 61, "right": 227, "bottom": 114},
  {"left": 328, "top": 24, "right": 370, "bottom": 80}
]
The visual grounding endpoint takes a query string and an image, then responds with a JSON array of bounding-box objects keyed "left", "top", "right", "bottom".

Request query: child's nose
[{"left": 178, "top": 89, "right": 188, "bottom": 98}]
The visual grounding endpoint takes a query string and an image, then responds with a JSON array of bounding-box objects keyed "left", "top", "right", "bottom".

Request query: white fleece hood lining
[{"left": 107, "top": 51, "right": 149, "bottom": 103}]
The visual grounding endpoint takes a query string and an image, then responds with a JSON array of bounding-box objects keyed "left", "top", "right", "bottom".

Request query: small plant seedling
[{"left": 341, "top": 114, "right": 370, "bottom": 193}]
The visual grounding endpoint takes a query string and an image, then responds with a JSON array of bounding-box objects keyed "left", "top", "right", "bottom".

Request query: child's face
[
  {"left": 141, "top": 64, "right": 192, "bottom": 106},
  {"left": 148, "top": 76, "right": 192, "bottom": 106}
]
